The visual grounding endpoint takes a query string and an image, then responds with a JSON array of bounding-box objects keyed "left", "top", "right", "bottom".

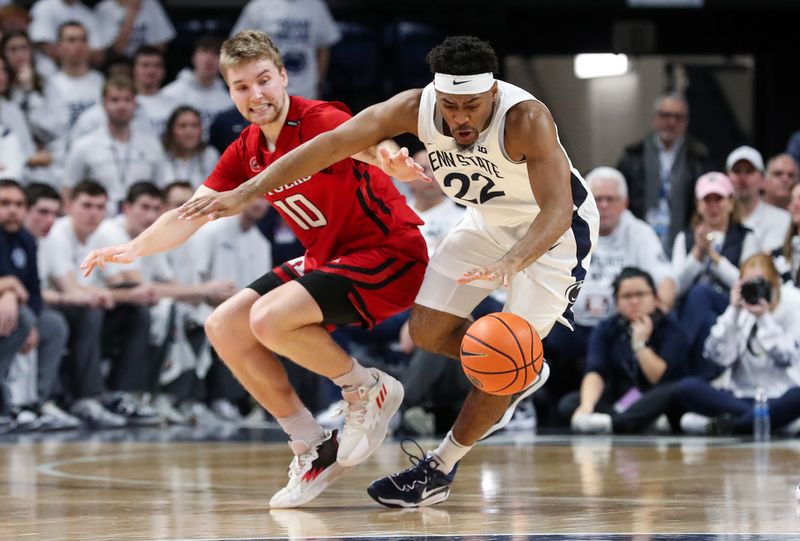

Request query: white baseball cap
[{"left": 726, "top": 145, "right": 765, "bottom": 172}]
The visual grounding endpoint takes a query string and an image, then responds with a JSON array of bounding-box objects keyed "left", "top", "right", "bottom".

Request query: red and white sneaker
[
  {"left": 269, "top": 429, "right": 347, "bottom": 508},
  {"left": 337, "top": 368, "right": 404, "bottom": 467}
]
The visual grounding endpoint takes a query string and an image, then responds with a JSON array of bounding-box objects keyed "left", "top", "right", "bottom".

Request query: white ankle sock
[
  {"left": 332, "top": 357, "right": 376, "bottom": 390},
  {"left": 431, "top": 430, "right": 472, "bottom": 473},
  {"left": 277, "top": 408, "right": 325, "bottom": 448}
]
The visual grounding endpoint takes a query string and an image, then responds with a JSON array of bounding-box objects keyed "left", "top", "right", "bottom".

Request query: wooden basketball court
[{"left": 2, "top": 428, "right": 799, "bottom": 540}]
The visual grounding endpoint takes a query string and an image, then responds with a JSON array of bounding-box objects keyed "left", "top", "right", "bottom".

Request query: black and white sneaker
[
  {"left": 1, "top": 413, "right": 16, "bottom": 434},
  {"left": 480, "top": 361, "right": 549, "bottom": 440},
  {"left": 71, "top": 398, "right": 126, "bottom": 428},
  {"left": 367, "top": 440, "right": 458, "bottom": 508},
  {"left": 103, "top": 392, "right": 161, "bottom": 426},
  {"left": 269, "top": 429, "right": 348, "bottom": 508}
]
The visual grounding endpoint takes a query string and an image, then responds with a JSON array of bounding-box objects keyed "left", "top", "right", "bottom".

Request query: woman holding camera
[
  {"left": 677, "top": 253, "right": 800, "bottom": 435},
  {"left": 671, "top": 172, "right": 761, "bottom": 378}
]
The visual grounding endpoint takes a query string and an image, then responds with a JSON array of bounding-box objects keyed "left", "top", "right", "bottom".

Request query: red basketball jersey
[{"left": 205, "top": 96, "right": 425, "bottom": 269}]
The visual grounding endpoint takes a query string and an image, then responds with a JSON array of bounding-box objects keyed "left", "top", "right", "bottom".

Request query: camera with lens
[{"left": 740, "top": 277, "right": 772, "bottom": 305}]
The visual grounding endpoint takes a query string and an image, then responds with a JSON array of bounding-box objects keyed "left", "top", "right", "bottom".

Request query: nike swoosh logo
[
  {"left": 421, "top": 486, "right": 446, "bottom": 500},
  {"left": 452, "top": 80, "right": 470, "bottom": 85}
]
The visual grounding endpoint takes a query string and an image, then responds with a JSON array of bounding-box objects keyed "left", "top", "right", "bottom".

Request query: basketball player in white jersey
[{"left": 177, "top": 35, "right": 599, "bottom": 508}]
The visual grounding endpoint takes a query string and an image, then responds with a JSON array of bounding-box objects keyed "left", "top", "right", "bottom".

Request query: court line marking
[
  {"left": 154, "top": 534, "right": 800, "bottom": 541},
  {"left": 35, "top": 441, "right": 800, "bottom": 505},
  {"left": 34, "top": 440, "right": 800, "bottom": 539},
  {"left": 36, "top": 447, "right": 262, "bottom": 490}
]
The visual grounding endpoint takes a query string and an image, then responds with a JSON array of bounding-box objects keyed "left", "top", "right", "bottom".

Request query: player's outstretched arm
[
  {"left": 352, "top": 139, "right": 431, "bottom": 183},
  {"left": 460, "top": 101, "right": 574, "bottom": 285},
  {"left": 178, "top": 89, "right": 423, "bottom": 221},
  {"left": 81, "top": 185, "right": 218, "bottom": 277}
]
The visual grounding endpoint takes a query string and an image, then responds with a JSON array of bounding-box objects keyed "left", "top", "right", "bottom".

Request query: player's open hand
[
  {"left": 459, "top": 259, "right": 519, "bottom": 288},
  {"left": 81, "top": 243, "right": 138, "bottom": 277},
  {"left": 178, "top": 189, "right": 250, "bottom": 221},
  {"left": 378, "top": 147, "right": 432, "bottom": 183}
]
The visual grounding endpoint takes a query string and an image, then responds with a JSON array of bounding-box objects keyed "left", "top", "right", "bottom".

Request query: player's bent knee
[
  {"left": 248, "top": 302, "right": 285, "bottom": 347},
  {"left": 204, "top": 310, "right": 227, "bottom": 346},
  {"left": 408, "top": 313, "right": 446, "bottom": 354}
]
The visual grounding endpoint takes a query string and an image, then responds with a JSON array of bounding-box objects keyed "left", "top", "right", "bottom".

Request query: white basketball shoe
[
  {"left": 337, "top": 368, "right": 404, "bottom": 467},
  {"left": 269, "top": 429, "right": 347, "bottom": 508}
]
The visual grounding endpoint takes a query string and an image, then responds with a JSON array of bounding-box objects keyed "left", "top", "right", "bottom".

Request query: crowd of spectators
[{"left": 1, "top": 1, "right": 799, "bottom": 439}]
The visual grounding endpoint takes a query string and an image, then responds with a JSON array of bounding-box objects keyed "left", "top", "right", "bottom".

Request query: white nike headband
[{"left": 433, "top": 72, "right": 495, "bottom": 94}]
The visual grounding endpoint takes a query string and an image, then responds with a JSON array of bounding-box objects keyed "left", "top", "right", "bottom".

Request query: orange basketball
[{"left": 459, "top": 312, "right": 543, "bottom": 396}]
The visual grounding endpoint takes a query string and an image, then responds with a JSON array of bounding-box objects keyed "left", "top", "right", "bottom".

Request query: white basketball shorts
[{"left": 415, "top": 209, "right": 597, "bottom": 338}]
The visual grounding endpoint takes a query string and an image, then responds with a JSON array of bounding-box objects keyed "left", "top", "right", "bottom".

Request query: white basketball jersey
[{"left": 417, "top": 80, "right": 589, "bottom": 232}]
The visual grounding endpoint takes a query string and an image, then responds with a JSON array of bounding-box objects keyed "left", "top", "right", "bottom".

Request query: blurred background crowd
[{"left": 0, "top": 0, "right": 799, "bottom": 440}]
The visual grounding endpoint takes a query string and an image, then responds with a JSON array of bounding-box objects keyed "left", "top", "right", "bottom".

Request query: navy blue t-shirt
[
  {"left": 0, "top": 228, "right": 42, "bottom": 314},
  {"left": 585, "top": 311, "right": 689, "bottom": 401}
]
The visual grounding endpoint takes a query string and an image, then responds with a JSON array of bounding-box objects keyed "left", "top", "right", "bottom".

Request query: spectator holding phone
[
  {"left": 677, "top": 253, "right": 800, "bottom": 435},
  {"left": 558, "top": 267, "right": 689, "bottom": 434}
]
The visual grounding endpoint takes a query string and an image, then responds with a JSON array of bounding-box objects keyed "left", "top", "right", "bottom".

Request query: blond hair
[
  {"left": 739, "top": 253, "right": 782, "bottom": 308},
  {"left": 219, "top": 30, "right": 283, "bottom": 80}
]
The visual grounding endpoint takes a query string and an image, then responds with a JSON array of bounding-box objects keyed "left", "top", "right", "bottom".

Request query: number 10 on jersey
[{"left": 273, "top": 194, "right": 328, "bottom": 230}]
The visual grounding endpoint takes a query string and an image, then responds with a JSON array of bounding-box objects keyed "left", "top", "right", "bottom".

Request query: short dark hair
[
  {"left": 426, "top": 36, "right": 499, "bottom": 76},
  {"left": 57, "top": 20, "right": 86, "bottom": 42},
  {"left": 71, "top": 180, "right": 108, "bottom": 199},
  {"left": 0, "top": 178, "right": 24, "bottom": 194},
  {"left": 102, "top": 53, "right": 134, "bottom": 78},
  {"left": 164, "top": 181, "right": 193, "bottom": 198},
  {"left": 125, "top": 181, "right": 163, "bottom": 204},
  {"left": 103, "top": 74, "right": 136, "bottom": 98},
  {"left": 195, "top": 34, "right": 223, "bottom": 54},
  {"left": 612, "top": 267, "right": 656, "bottom": 299},
  {"left": 25, "top": 183, "right": 61, "bottom": 207},
  {"left": 134, "top": 45, "right": 164, "bottom": 62}
]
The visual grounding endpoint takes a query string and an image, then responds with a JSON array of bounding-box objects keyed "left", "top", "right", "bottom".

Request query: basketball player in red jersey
[{"left": 81, "top": 30, "right": 429, "bottom": 508}]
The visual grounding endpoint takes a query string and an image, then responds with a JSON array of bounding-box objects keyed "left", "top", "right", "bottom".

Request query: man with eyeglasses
[
  {"left": 617, "top": 93, "right": 713, "bottom": 252},
  {"left": 557, "top": 266, "right": 689, "bottom": 434}
]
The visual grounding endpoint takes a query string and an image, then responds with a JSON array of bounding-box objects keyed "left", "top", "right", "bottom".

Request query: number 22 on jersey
[{"left": 443, "top": 172, "right": 505, "bottom": 205}]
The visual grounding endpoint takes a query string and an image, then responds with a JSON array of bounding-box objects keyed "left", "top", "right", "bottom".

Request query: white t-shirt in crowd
[
  {"left": 230, "top": 0, "right": 341, "bottom": 99},
  {"left": 163, "top": 147, "right": 220, "bottom": 188},
  {"left": 96, "top": 215, "right": 173, "bottom": 282},
  {"left": 36, "top": 70, "right": 104, "bottom": 141},
  {"left": 0, "top": 99, "right": 35, "bottom": 160},
  {"left": 706, "top": 283, "right": 800, "bottom": 399},
  {"left": 71, "top": 99, "right": 159, "bottom": 140},
  {"left": 160, "top": 69, "right": 230, "bottom": 138},
  {"left": 94, "top": 0, "right": 176, "bottom": 57},
  {"left": 63, "top": 125, "right": 168, "bottom": 209},
  {"left": 38, "top": 216, "right": 108, "bottom": 287},
  {"left": 137, "top": 92, "right": 179, "bottom": 137},
  {"left": 28, "top": 0, "right": 105, "bottom": 49},
  {"left": 193, "top": 216, "right": 271, "bottom": 290},
  {"left": 743, "top": 200, "right": 792, "bottom": 254},
  {"left": 0, "top": 124, "right": 24, "bottom": 181},
  {"left": 574, "top": 209, "right": 675, "bottom": 326}
]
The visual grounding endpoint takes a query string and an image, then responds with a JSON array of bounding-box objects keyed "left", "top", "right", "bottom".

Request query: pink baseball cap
[{"left": 695, "top": 171, "right": 734, "bottom": 200}]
